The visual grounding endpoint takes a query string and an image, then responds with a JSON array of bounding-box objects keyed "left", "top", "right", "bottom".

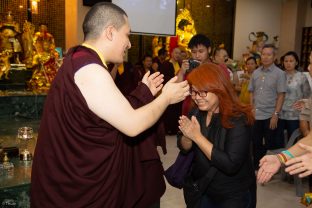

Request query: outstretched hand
[
  {"left": 285, "top": 143, "right": 312, "bottom": 178},
  {"left": 257, "top": 155, "right": 281, "bottom": 184},
  {"left": 142, "top": 71, "right": 164, "bottom": 96},
  {"left": 161, "top": 76, "right": 189, "bottom": 104}
]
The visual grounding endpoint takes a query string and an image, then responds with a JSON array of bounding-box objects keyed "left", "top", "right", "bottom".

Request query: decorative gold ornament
[{"left": 175, "top": 8, "right": 196, "bottom": 51}]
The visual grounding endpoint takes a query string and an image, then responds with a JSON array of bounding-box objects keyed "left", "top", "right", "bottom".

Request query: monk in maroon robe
[
  {"left": 30, "top": 3, "right": 189, "bottom": 208},
  {"left": 110, "top": 61, "right": 168, "bottom": 207}
]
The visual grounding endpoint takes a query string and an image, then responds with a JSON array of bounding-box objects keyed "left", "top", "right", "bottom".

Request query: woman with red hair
[{"left": 178, "top": 63, "right": 256, "bottom": 208}]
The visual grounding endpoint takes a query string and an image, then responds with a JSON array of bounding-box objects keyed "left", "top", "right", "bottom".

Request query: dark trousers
[
  {"left": 252, "top": 118, "right": 284, "bottom": 169},
  {"left": 199, "top": 185, "right": 257, "bottom": 208},
  {"left": 163, "top": 102, "right": 182, "bottom": 135},
  {"left": 276, "top": 119, "right": 299, "bottom": 142}
]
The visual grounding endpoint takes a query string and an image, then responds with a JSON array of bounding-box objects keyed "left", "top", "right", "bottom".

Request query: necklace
[{"left": 287, "top": 71, "right": 296, "bottom": 84}]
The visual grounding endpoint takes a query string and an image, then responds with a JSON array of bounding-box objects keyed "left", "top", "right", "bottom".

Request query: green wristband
[{"left": 282, "top": 150, "right": 294, "bottom": 158}]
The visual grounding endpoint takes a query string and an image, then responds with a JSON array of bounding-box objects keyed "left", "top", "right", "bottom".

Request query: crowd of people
[{"left": 30, "top": 2, "right": 312, "bottom": 208}]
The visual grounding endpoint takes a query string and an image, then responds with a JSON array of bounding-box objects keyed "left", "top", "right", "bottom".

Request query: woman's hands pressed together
[{"left": 178, "top": 115, "right": 202, "bottom": 142}]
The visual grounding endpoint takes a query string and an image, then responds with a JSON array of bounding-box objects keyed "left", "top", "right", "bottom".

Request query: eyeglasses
[{"left": 190, "top": 89, "right": 208, "bottom": 97}]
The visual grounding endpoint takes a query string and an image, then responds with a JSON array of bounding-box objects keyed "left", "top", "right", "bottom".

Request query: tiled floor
[
  {"left": 159, "top": 135, "right": 309, "bottom": 208},
  {"left": 2, "top": 121, "right": 309, "bottom": 207}
]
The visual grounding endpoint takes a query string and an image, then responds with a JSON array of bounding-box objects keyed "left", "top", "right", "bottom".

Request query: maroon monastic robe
[
  {"left": 157, "top": 60, "right": 182, "bottom": 134},
  {"left": 31, "top": 46, "right": 165, "bottom": 208}
]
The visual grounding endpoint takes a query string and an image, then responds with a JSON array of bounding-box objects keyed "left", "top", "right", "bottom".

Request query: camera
[{"left": 187, "top": 59, "right": 200, "bottom": 73}]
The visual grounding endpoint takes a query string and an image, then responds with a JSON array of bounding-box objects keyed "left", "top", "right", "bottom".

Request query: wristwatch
[{"left": 274, "top": 111, "right": 279, "bottom": 116}]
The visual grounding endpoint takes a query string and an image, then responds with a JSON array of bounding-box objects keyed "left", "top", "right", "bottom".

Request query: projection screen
[{"left": 112, "top": 0, "right": 177, "bottom": 36}]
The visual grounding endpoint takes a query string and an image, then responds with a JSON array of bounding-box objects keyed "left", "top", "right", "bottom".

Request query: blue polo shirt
[{"left": 248, "top": 64, "right": 286, "bottom": 120}]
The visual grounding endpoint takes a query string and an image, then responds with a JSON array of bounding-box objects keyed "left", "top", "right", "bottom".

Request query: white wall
[{"left": 233, "top": 0, "right": 282, "bottom": 60}]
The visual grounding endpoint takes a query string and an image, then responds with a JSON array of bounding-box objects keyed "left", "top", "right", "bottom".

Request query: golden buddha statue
[
  {"left": 175, "top": 7, "right": 196, "bottom": 51},
  {"left": 0, "top": 11, "right": 20, "bottom": 34},
  {"left": 0, "top": 50, "right": 11, "bottom": 79},
  {"left": 0, "top": 11, "right": 22, "bottom": 79},
  {"left": 21, "top": 21, "right": 35, "bottom": 68},
  {"left": 33, "top": 24, "right": 55, "bottom": 53},
  {"left": 28, "top": 39, "right": 59, "bottom": 92},
  {"left": 177, "top": 19, "right": 195, "bottom": 50}
]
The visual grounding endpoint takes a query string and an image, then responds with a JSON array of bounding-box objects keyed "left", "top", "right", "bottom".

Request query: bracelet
[
  {"left": 276, "top": 154, "right": 285, "bottom": 164},
  {"left": 280, "top": 152, "right": 287, "bottom": 163},
  {"left": 276, "top": 152, "right": 289, "bottom": 164},
  {"left": 276, "top": 154, "right": 283, "bottom": 163},
  {"left": 282, "top": 150, "right": 295, "bottom": 159}
]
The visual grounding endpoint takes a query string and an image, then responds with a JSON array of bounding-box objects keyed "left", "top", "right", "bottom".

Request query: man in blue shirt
[{"left": 249, "top": 44, "right": 286, "bottom": 170}]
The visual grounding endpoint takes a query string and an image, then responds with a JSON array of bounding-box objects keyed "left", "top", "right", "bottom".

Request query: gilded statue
[
  {"left": 0, "top": 50, "right": 11, "bottom": 79},
  {"left": 28, "top": 23, "right": 59, "bottom": 91},
  {"left": 28, "top": 39, "right": 59, "bottom": 92},
  {"left": 165, "top": 7, "right": 196, "bottom": 53},
  {"left": 0, "top": 11, "right": 22, "bottom": 79},
  {"left": 177, "top": 18, "right": 194, "bottom": 49},
  {"left": 0, "top": 11, "right": 20, "bottom": 34},
  {"left": 33, "top": 24, "right": 55, "bottom": 53},
  {"left": 247, "top": 32, "right": 268, "bottom": 57},
  {"left": 21, "top": 21, "right": 35, "bottom": 68}
]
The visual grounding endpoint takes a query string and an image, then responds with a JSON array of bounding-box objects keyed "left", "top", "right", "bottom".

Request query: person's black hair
[
  {"left": 212, "top": 47, "right": 227, "bottom": 57},
  {"left": 135, "top": 53, "right": 152, "bottom": 67},
  {"left": 246, "top": 56, "right": 257, "bottom": 64},
  {"left": 158, "top": 47, "right": 167, "bottom": 57},
  {"left": 282, "top": 51, "right": 300, "bottom": 70},
  {"left": 188, "top": 34, "right": 211, "bottom": 49},
  {"left": 141, "top": 53, "right": 153, "bottom": 62}
]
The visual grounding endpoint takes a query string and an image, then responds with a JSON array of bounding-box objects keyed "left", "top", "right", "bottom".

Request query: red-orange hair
[{"left": 187, "top": 63, "right": 254, "bottom": 128}]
